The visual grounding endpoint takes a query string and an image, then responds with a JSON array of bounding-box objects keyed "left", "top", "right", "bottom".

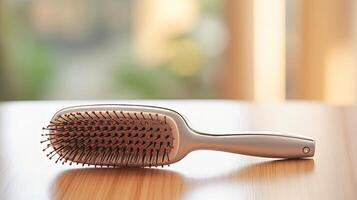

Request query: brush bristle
[{"left": 41, "top": 110, "right": 175, "bottom": 167}]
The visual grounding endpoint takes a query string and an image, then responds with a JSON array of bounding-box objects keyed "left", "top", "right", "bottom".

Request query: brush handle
[{"left": 191, "top": 132, "right": 315, "bottom": 158}]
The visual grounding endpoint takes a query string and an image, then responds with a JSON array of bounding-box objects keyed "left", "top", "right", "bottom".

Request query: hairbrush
[{"left": 41, "top": 104, "right": 315, "bottom": 167}]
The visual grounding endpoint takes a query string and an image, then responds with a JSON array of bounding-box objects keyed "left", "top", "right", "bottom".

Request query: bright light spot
[
  {"left": 253, "top": 0, "right": 285, "bottom": 102},
  {"left": 325, "top": 42, "right": 357, "bottom": 105}
]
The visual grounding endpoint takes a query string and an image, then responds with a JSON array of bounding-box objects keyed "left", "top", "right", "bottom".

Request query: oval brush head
[{"left": 42, "top": 109, "right": 176, "bottom": 167}]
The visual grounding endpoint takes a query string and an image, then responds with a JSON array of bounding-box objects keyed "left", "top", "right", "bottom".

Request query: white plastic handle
[{"left": 192, "top": 132, "right": 315, "bottom": 158}]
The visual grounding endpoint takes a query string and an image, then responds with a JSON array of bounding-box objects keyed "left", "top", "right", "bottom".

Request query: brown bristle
[{"left": 42, "top": 110, "right": 175, "bottom": 167}]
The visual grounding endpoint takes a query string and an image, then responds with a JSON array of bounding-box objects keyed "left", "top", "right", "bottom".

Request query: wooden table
[{"left": 0, "top": 100, "right": 356, "bottom": 200}]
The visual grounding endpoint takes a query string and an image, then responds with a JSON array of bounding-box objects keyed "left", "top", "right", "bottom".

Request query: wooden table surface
[{"left": 0, "top": 100, "right": 356, "bottom": 200}]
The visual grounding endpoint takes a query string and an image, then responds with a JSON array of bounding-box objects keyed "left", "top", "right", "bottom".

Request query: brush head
[{"left": 42, "top": 105, "right": 179, "bottom": 167}]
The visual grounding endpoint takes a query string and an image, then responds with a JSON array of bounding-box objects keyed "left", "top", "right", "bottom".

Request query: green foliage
[
  {"left": 112, "top": 59, "right": 216, "bottom": 99},
  {"left": 17, "top": 44, "right": 55, "bottom": 99},
  {"left": 113, "top": 60, "right": 179, "bottom": 98},
  {"left": 0, "top": 2, "right": 55, "bottom": 100}
]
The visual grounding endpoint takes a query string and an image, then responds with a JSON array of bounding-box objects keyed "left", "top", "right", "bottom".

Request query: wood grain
[{"left": 0, "top": 101, "right": 356, "bottom": 200}]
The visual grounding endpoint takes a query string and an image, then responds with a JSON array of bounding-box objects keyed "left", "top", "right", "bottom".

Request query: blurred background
[{"left": 0, "top": 0, "right": 356, "bottom": 105}]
